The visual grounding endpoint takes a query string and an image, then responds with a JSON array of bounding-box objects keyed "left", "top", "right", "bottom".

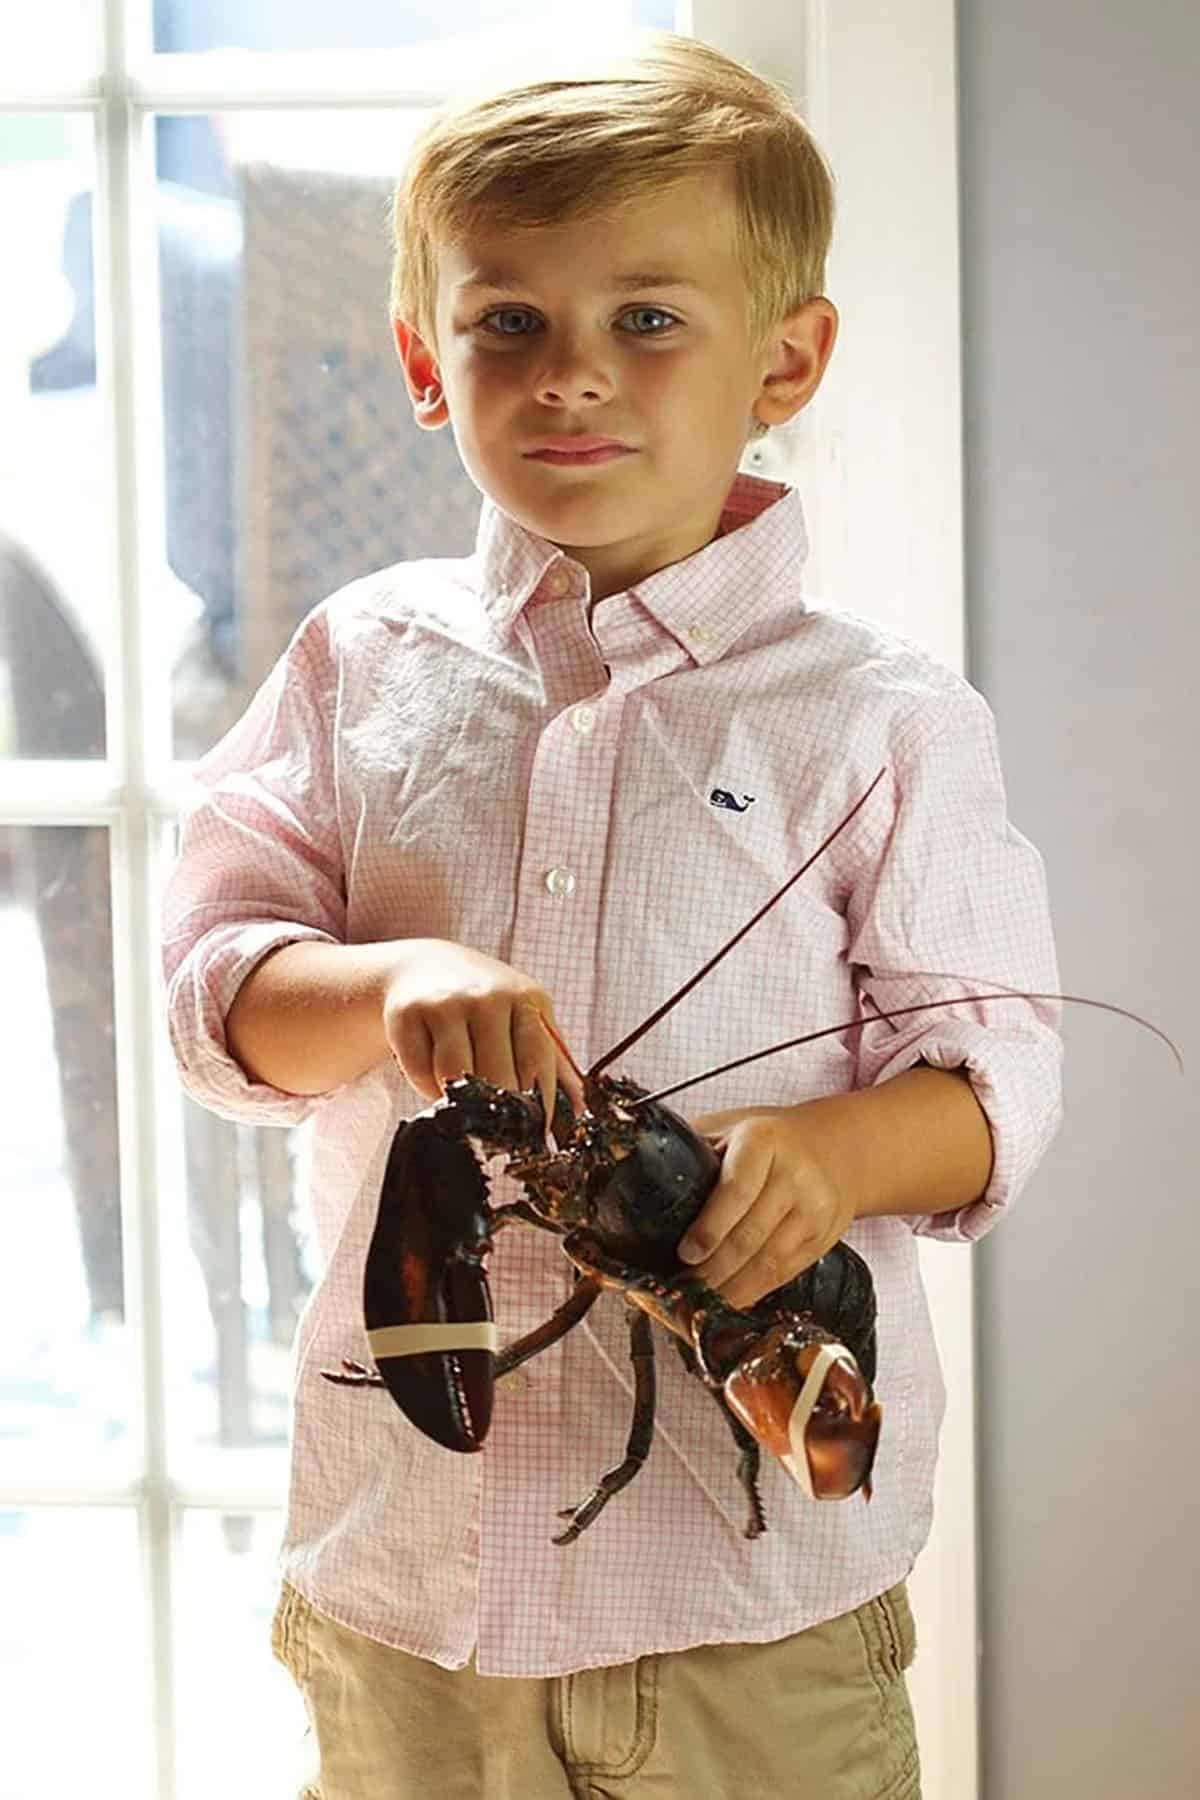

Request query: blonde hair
[{"left": 389, "top": 29, "right": 834, "bottom": 374}]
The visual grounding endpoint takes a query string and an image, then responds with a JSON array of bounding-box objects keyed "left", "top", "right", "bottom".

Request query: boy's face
[{"left": 394, "top": 168, "right": 836, "bottom": 602}]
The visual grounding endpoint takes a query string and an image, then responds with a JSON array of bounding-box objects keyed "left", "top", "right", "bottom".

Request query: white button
[
  {"left": 688, "top": 623, "right": 716, "bottom": 644},
  {"left": 545, "top": 567, "right": 573, "bottom": 598},
  {"left": 497, "top": 1367, "right": 529, "bottom": 1397},
  {"left": 570, "top": 705, "right": 596, "bottom": 737},
  {"left": 495, "top": 589, "right": 516, "bottom": 616},
  {"left": 543, "top": 866, "right": 577, "bottom": 900}
]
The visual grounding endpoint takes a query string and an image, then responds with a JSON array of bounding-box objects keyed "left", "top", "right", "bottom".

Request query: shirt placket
[
  {"left": 507, "top": 582, "right": 693, "bottom": 1068},
  {"left": 477, "top": 577, "right": 695, "bottom": 1663}
]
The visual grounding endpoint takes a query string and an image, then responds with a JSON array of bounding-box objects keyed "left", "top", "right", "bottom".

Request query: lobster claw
[
  {"left": 723, "top": 1327, "right": 882, "bottom": 1500},
  {"left": 361, "top": 1110, "right": 497, "bottom": 1453}
]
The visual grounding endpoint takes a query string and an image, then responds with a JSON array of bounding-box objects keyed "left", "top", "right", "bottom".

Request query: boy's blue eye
[
  {"left": 622, "top": 306, "right": 678, "bottom": 334},
  {"left": 477, "top": 305, "right": 678, "bottom": 337},
  {"left": 484, "top": 308, "right": 537, "bottom": 335}
]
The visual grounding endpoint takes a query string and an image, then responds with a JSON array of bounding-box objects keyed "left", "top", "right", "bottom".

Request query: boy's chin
[{"left": 491, "top": 483, "right": 642, "bottom": 548}]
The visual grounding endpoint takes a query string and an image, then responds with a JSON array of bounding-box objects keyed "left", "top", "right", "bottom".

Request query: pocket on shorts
[
  {"left": 271, "top": 1581, "right": 313, "bottom": 1685},
  {"left": 873, "top": 1583, "right": 917, "bottom": 1683},
  {"left": 851, "top": 1585, "right": 921, "bottom": 1799},
  {"left": 270, "top": 1586, "right": 324, "bottom": 1800}
]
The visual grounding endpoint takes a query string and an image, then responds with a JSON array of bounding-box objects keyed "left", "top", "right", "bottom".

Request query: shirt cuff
[
  {"left": 166, "top": 921, "right": 341, "bottom": 1126},
  {"left": 866, "top": 1019, "right": 1064, "bottom": 1242}
]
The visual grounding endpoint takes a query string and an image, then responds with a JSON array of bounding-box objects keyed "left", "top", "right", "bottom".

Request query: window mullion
[{"left": 96, "top": 0, "right": 175, "bottom": 1793}]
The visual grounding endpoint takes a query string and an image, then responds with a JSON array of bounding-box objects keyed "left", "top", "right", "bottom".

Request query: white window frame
[
  {"left": 1, "top": 4, "right": 972, "bottom": 1795},
  {"left": 696, "top": 10, "right": 976, "bottom": 1795}
]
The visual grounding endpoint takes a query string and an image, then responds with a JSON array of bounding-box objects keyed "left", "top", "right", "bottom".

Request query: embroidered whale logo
[{"left": 709, "top": 788, "right": 757, "bottom": 813}]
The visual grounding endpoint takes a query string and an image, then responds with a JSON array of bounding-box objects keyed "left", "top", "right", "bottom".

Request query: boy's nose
[
  {"left": 537, "top": 379, "right": 607, "bottom": 405},
  {"left": 535, "top": 353, "right": 614, "bottom": 408}
]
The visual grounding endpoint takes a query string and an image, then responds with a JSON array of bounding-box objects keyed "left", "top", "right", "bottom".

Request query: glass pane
[
  {"left": 176, "top": 1511, "right": 312, "bottom": 1800},
  {"left": 0, "top": 1508, "right": 152, "bottom": 1800},
  {"left": 0, "top": 1, "right": 97, "bottom": 72},
  {"left": 0, "top": 116, "right": 105, "bottom": 761},
  {"left": 155, "top": 0, "right": 672, "bottom": 55},
  {"left": 160, "top": 110, "right": 486, "bottom": 756},
  {"left": 163, "top": 1097, "right": 317, "bottom": 1470},
  {"left": 154, "top": 820, "right": 315, "bottom": 1480},
  {"left": 0, "top": 826, "right": 132, "bottom": 1480}
]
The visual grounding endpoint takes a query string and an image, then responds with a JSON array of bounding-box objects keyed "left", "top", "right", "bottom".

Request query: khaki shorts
[{"left": 271, "top": 1580, "right": 920, "bottom": 1800}]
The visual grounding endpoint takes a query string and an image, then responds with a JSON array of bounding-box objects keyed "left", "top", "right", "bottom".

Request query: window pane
[
  {"left": 164, "top": 1097, "right": 316, "bottom": 1472},
  {"left": 154, "top": 0, "right": 673, "bottom": 55},
  {"left": 0, "top": 2, "right": 97, "bottom": 72},
  {"left": 154, "top": 821, "right": 315, "bottom": 1481},
  {"left": 0, "top": 826, "right": 132, "bottom": 1479},
  {"left": 175, "top": 1511, "right": 312, "bottom": 1800},
  {"left": 159, "top": 110, "right": 486, "bottom": 756},
  {"left": 0, "top": 1508, "right": 153, "bottom": 1800},
  {"left": 0, "top": 116, "right": 105, "bottom": 761}
]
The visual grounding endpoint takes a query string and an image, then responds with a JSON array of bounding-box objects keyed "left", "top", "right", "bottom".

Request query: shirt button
[
  {"left": 569, "top": 705, "right": 596, "bottom": 737},
  {"left": 545, "top": 567, "right": 573, "bottom": 598},
  {"left": 688, "top": 623, "right": 716, "bottom": 644},
  {"left": 495, "top": 589, "right": 516, "bottom": 616},
  {"left": 498, "top": 1368, "right": 530, "bottom": 1397},
  {"left": 544, "top": 866, "right": 577, "bottom": 900}
]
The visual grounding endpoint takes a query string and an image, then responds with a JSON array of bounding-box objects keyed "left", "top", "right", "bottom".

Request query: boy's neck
[{"left": 554, "top": 497, "right": 727, "bottom": 606}]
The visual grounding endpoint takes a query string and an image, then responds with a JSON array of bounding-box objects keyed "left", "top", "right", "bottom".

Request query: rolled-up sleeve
[
  {"left": 162, "top": 610, "right": 345, "bottom": 1125},
  {"left": 845, "top": 683, "right": 1063, "bottom": 1241}
]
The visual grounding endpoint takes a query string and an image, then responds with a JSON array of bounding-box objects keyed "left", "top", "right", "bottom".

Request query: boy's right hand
[{"left": 381, "top": 940, "right": 584, "bottom": 1123}]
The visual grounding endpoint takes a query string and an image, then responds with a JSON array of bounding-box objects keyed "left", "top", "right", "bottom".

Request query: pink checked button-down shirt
[{"left": 162, "top": 472, "right": 1062, "bottom": 1676}]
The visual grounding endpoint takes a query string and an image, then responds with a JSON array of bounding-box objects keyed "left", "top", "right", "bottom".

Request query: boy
[{"left": 162, "top": 30, "right": 1061, "bottom": 1800}]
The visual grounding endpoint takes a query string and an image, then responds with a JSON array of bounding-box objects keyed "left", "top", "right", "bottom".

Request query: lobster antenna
[
  {"left": 539, "top": 1012, "right": 586, "bottom": 1084},
  {"left": 588, "top": 767, "right": 888, "bottom": 1079},
  {"left": 633, "top": 986, "right": 1183, "bottom": 1109}
]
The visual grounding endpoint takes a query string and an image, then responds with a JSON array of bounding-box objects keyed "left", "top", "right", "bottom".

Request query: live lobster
[{"left": 322, "top": 769, "right": 1179, "bottom": 1544}]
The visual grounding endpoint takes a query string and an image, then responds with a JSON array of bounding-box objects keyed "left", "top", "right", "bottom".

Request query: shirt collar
[{"left": 472, "top": 471, "right": 808, "bottom": 661}]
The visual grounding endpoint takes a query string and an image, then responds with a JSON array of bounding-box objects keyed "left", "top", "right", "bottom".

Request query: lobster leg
[
  {"left": 321, "top": 1358, "right": 385, "bottom": 1388},
  {"left": 553, "top": 1309, "right": 657, "bottom": 1546},
  {"left": 717, "top": 1396, "right": 768, "bottom": 1539},
  {"left": 493, "top": 1274, "right": 603, "bottom": 1378},
  {"left": 491, "top": 1198, "right": 561, "bottom": 1236},
  {"left": 562, "top": 1230, "right": 737, "bottom": 1369},
  {"left": 670, "top": 1338, "right": 767, "bottom": 1539}
]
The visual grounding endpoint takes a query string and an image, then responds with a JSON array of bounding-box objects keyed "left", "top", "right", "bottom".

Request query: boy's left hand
[{"left": 676, "top": 1105, "right": 857, "bottom": 1311}]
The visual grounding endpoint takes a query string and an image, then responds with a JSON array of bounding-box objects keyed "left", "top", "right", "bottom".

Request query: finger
[
  {"left": 690, "top": 1109, "right": 751, "bottom": 1139},
  {"left": 551, "top": 1026, "right": 586, "bottom": 1118},
  {"left": 690, "top": 1188, "right": 796, "bottom": 1296},
  {"left": 469, "top": 1005, "right": 520, "bottom": 1094},
  {"left": 718, "top": 1225, "right": 823, "bottom": 1311},
  {"left": 557, "top": 1067, "right": 585, "bottom": 1118},
  {"left": 677, "top": 1130, "right": 775, "bottom": 1268},
  {"left": 528, "top": 1003, "right": 587, "bottom": 1121},
  {"left": 389, "top": 1012, "right": 440, "bottom": 1101},
  {"left": 511, "top": 1001, "right": 559, "bottom": 1124},
  {"left": 428, "top": 1012, "right": 475, "bottom": 1096}
]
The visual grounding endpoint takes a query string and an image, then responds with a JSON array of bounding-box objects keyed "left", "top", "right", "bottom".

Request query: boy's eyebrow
[{"left": 456, "top": 267, "right": 707, "bottom": 294}]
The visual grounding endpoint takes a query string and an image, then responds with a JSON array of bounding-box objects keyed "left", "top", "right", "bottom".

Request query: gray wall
[{"left": 957, "top": 4, "right": 1199, "bottom": 1796}]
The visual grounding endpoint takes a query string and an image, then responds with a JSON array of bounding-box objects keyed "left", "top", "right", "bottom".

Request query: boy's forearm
[
  {"left": 226, "top": 939, "right": 407, "bottom": 1095},
  {"left": 799, "top": 1064, "right": 995, "bottom": 1220}
]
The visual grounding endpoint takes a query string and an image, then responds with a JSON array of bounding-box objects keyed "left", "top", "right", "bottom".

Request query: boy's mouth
[{"left": 524, "top": 435, "right": 637, "bottom": 467}]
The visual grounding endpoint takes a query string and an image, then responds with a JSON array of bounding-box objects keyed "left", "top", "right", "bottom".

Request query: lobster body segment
[{"left": 574, "top": 1078, "right": 724, "bottom": 1273}]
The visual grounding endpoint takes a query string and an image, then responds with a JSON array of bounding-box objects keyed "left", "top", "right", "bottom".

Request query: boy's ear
[
  {"left": 752, "top": 298, "right": 839, "bottom": 432},
  {"left": 393, "top": 317, "right": 450, "bottom": 430}
]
